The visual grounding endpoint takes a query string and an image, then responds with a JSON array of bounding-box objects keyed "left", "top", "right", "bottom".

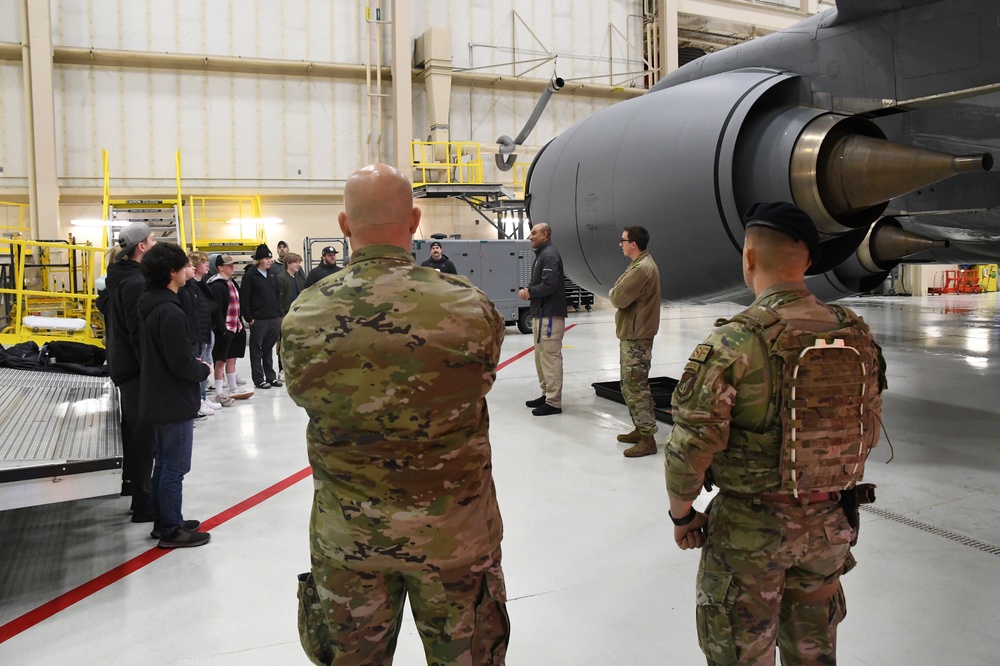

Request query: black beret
[{"left": 742, "top": 202, "right": 821, "bottom": 264}]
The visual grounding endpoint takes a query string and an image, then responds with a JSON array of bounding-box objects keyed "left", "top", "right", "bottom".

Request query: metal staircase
[{"left": 107, "top": 200, "right": 180, "bottom": 247}]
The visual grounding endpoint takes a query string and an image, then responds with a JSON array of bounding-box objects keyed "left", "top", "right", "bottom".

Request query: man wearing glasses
[{"left": 609, "top": 226, "right": 661, "bottom": 457}]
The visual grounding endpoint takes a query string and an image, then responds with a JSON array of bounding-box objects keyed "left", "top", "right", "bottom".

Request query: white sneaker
[
  {"left": 202, "top": 399, "right": 221, "bottom": 412},
  {"left": 278, "top": 370, "right": 285, "bottom": 382},
  {"left": 216, "top": 395, "right": 234, "bottom": 407}
]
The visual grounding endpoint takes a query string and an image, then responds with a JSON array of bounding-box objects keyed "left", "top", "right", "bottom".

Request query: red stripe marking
[
  {"left": 497, "top": 323, "right": 576, "bottom": 372},
  {"left": 0, "top": 322, "right": 578, "bottom": 642},
  {"left": 0, "top": 466, "right": 313, "bottom": 644}
]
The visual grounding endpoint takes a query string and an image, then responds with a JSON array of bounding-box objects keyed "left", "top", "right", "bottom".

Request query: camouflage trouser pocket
[
  {"left": 297, "top": 571, "right": 333, "bottom": 665},
  {"left": 471, "top": 568, "right": 511, "bottom": 665},
  {"left": 696, "top": 570, "right": 740, "bottom": 665}
]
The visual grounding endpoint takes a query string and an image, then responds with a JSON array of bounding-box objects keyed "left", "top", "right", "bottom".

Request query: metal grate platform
[{"left": 0, "top": 368, "right": 122, "bottom": 509}]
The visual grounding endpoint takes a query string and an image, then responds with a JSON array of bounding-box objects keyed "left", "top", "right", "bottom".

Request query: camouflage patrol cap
[{"left": 742, "top": 202, "right": 821, "bottom": 264}]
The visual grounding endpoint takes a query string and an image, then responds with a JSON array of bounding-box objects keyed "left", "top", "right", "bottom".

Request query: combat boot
[
  {"left": 623, "top": 435, "right": 657, "bottom": 458},
  {"left": 617, "top": 429, "right": 641, "bottom": 443}
]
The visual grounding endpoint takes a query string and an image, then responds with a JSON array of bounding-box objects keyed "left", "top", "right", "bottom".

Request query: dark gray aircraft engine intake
[
  {"left": 526, "top": 67, "right": 991, "bottom": 302},
  {"left": 526, "top": 68, "right": 797, "bottom": 301}
]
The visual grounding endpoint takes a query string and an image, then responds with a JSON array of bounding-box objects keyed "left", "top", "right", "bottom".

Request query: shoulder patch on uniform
[
  {"left": 689, "top": 344, "right": 713, "bottom": 364},
  {"left": 674, "top": 371, "right": 697, "bottom": 403}
]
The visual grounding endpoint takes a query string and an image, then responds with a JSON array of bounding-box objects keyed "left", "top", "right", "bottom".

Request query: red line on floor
[
  {"left": 1, "top": 322, "right": 577, "bottom": 643},
  {"left": 0, "top": 466, "right": 313, "bottom": 644},
  {"left": 497, "top": 323, "right": 575, "bottom": 372}
]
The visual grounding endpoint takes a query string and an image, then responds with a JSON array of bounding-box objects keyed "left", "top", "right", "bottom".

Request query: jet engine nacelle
[
  {"left": 526, "top": 68, "right": 975, "bottom": 302},
  {"left": 526, "top": 69, "right": 816, "bottom": 300}
]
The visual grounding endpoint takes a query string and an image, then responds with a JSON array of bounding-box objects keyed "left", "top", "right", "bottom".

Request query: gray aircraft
[{"left": 525, "top": 0, "right": 1000, "bottom": 302}]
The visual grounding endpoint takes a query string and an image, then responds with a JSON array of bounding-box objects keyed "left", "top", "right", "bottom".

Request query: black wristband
[{"left": 669, "top": 507, "right": 698, "bottom": 526}]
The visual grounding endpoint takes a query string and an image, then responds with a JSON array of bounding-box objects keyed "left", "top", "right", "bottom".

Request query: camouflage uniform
[
  {"left": 609, "top": 250, "right": 661, "bottom": 436},
  {"left": 665, "top": 283, "right": 884, "bottom": 665},
  {"left": 282, "top": 244, "right": 509, "bottom": 666}
]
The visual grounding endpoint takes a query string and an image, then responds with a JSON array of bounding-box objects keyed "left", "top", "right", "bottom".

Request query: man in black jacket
[
  {"left": 137, "top": 243, "right": 212, "bottom": 548},
  {"left": 103, "top": 221, "right": 158, "bottom": 520},
  {"left": 184, "top": 251, "right": 229, "bottom": 412},
  {"left": 268, "top": 240, "right": 307, "bottom": 280},
  {"left": 518, "top": 223, "right": 568, "bottom": 416},
  {"left": 304, "top": 245, "right": 341, "bottom": 287},
  {"left": 240, "top": 243, "right": 283, "bottom": 389},
  {"left": 420, "top": 241, "right": 457, "bottom": 274}
]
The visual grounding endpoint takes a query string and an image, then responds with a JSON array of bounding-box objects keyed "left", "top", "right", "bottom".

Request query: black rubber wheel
[{"left": 516, "top": 309, "right": 533, "bottom": 334}]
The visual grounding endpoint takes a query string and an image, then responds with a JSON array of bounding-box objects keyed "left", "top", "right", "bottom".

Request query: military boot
[
  {"left": 623, "top": 435, "right": 657, "bottom": 458},
  {"left": 617, "top": 429, "right": 641, "bottom": 443}
]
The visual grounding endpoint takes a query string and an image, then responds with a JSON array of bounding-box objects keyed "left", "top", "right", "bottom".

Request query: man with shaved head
[
  {"left": 519, "top": 222, "right": 568, "bottom": 416},
  {"left": 282, "top": 164, "right": 510, "bottom": 665}
]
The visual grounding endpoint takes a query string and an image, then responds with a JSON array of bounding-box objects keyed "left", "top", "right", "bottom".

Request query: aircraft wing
[{"left": 525, "top": 0, "right": 1000, "bottom": 303}]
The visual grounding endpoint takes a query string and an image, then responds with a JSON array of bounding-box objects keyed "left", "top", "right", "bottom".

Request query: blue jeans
[
  {"left": 152, "top": 420, "right": 194, "bottom": 535},
  {"left": 199, "top": 332, "right": 215, "bottom": 399}
]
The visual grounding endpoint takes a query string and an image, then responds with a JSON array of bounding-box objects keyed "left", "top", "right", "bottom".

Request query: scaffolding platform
[{"left": 0, "top": 368, "right": 122, "bottom": 510}]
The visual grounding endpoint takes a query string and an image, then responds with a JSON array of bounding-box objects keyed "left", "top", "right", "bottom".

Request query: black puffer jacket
[
  {"left": 304, "top": 262, "right": 340, "bottom": 288},
  {"left": 527, "top": 241, "right": 568, "bottom": 318},
  {"left": 182, "top": 277, "right": 214, "bottom": 346},
  {"left": 240, "top": 266, "right": 282, "bottom": 321},
  {"left": 104, "top": 260, "right": 145, "bottom": 384},
  {"left": 136, "top": 288, "right": 210, "bottom": 423}
]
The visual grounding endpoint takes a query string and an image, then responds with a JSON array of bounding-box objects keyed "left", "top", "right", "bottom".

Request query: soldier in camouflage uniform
[
  {"left": 665, "top": 202, "right": 885, "bottom": 665},
  {"left": 282, "top": 163, "right": 509, "bottom": 666},
  {"left": 609, "top": 225, "right": 661, "bottom": 458}
]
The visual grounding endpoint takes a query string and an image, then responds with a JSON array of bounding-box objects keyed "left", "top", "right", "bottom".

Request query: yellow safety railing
[
  {"left": 101, "top": 148, "right": 184, "bottom": 248},
  {"left": 0, "top": 237, "right": 107, "bottom": 348},
  {"left": 187, "top": 195, "right": 267, "bottom": 252},
  {"left": 175, "top": 150, "right": 186, "bottom": 249},
  {"left": 411, "top": 141, "right": 484, "bottom": 187},
  {"left": 512, "top": 161, "right": 530, "bottom": 198},
  {"left": 0, "top": 201, "right": 30, "bottom": 236},
  {"left": 101, "top": 149, "right": 111, "bottom": 248}
]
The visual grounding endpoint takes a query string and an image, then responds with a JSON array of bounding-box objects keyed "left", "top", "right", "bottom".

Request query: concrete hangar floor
[{"left": 1, "top": 291, "right": 998, "bottom": 665}]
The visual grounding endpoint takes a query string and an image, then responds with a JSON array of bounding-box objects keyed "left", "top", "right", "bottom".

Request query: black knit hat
[
  {"left": 253, "top": 244, "right": 272, "bottom": 260},
  {"left": 742, "top": 202, "right": 821, "bottom": 264}
]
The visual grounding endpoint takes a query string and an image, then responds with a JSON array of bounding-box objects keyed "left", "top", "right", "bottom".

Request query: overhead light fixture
[{"left": 226, "top": 217, "right": 283, "bottom": 225}]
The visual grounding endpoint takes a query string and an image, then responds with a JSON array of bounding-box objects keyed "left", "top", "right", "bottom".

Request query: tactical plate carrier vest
[{"left": 712, "top": 304, "right": 879, "bottom": 496}]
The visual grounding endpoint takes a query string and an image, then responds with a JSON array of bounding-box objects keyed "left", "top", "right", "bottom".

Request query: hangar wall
[{"left": 0, "top": 0, "right": 651, "bottom": 245}]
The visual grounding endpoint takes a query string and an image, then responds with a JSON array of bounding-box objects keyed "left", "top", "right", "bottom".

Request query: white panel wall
[
  {"left": 41, "top": 0, "right": 642, "bottom": 187},
  {"left": 0, "top": 0, "right": 23, "bottom": 184},
  {"left": 0, "top": 1, "right": 18, "bottom": 42},
  {"left": 53, "top": 0, "right": 364, "bottom": 62},
  {"left": 0, "top": 63, "right": 25, "bottom": 184}
]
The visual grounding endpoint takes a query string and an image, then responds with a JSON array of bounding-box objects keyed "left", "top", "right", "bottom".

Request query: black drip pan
[{"left": 592, "top": 376, "right": 678, "bottom": 424}]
